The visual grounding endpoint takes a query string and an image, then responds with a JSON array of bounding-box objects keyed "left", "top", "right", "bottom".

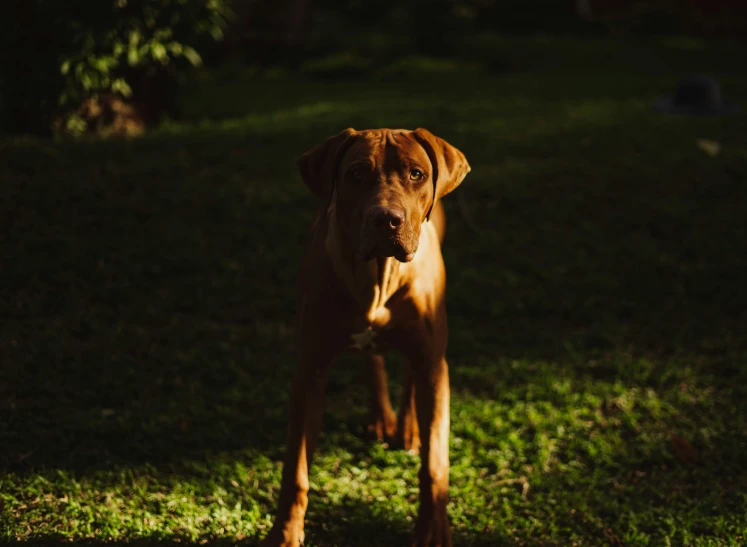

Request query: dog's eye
[
  {"left": 409, "top": 169, "right": 424, "bottom": 181},
  {"left": 351, "top": 168, "right": 365, "bottom": 180}
]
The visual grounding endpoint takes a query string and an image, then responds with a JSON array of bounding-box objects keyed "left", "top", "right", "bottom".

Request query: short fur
[{"left": 263, "top": 128, "right": 470, "bottom": 547}]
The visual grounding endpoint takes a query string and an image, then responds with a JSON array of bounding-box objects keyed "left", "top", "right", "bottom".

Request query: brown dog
[{"left": 262, "top": 128, "right": 470, "bottom": 547}]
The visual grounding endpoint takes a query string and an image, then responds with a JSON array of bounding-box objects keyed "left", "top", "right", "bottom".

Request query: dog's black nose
[{"left": 370, "top": 205, "right": 405, "bottom": 231}]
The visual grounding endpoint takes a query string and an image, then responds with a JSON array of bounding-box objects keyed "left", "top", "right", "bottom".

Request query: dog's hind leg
[
  {"left": 365, "top": 351, "right": 397, "bottom": 441},
  {"left": 397, "top": 364, "right": 421, "bottom": 454}
]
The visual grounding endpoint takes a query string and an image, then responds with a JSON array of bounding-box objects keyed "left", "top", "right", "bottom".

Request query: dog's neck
[{"left": 324, "top": 202, "right": 408, "bottom": 328}]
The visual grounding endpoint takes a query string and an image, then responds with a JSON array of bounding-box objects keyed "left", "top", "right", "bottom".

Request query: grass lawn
[{"left": 2, "top": 35, "right": 747, "bottom": 546}]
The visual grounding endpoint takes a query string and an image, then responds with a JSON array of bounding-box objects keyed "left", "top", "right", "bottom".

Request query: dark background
[{"left": 2, "top": 0, "right": 747, "bottom": 135}]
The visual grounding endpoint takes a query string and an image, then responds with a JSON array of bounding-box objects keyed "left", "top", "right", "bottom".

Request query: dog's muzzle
[{"left": 359, "top": 205, "right": 416, "bottom": 262}]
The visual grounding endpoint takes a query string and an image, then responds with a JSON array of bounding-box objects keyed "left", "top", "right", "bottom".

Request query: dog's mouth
[{"left": 357, "top": 240, "right": 417, "bottom": 263}]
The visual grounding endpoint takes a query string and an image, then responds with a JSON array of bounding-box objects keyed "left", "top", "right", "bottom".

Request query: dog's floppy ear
[
  {"left": 412, "top": 128, "right": 470, "bottom": 218},
  {"left": 297, "top": 128, "right": 358, "bottom": 201}
]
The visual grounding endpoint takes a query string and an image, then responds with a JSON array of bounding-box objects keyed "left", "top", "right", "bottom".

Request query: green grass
[{"left": 2, "top": 35, "right": 747, "bottom": 546}]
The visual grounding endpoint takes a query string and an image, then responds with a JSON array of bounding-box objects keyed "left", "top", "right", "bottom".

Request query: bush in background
[{"left": 0, "top": 0, "right": 231, "bottom": 136}]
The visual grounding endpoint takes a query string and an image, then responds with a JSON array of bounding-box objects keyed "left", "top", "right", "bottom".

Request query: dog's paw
[
  {"left": 399, "top": 429, "right": 421, "bottom": 455},
  {"left": 411, "top": 513, "right": 452, "bottom": 547},
  {"left": 396, "top": 417, "right": 421, "bottom": 455},
  {"left": 260, "top": 524, "right": 305, "bottom": 547},
  {"left": 367, "top": 410, "right": 397, "bottom": 442}
]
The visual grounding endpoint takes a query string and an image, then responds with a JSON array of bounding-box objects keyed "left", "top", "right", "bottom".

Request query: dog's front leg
[
  {"left": 262, "top": 351, "right": 333, "bottom": 547},
  {"left": 410, "top": 354, "right": 452, "bottom": 547}
]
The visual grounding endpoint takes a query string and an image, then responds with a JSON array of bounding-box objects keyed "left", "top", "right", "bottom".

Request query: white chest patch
[{"left": 350, "top": 327, "right": 378, "bottom": 350}]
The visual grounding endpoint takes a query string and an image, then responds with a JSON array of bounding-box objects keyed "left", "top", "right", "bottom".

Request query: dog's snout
[{"left": 370, "top": 205, "right": 405, "bottom": 231}]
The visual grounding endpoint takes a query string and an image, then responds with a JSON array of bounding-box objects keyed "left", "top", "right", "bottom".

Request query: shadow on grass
[{"left": 3, "top": 90, "right": 747, "bottom": 455}]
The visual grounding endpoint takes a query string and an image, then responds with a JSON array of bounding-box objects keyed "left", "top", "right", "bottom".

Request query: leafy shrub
[{"left": 0, "top": 0, "right": 231, "bottom": 135}]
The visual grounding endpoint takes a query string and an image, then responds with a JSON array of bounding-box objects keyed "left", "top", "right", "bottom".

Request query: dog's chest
[
  {"left": 348, "top": 323, "right": 403, "bottom": 352},
  {"left": 347, "top": 288, "right": 419, "bottom": 351},
  {"left": 337, "top": 257, "right": 403, "bottom": 329},
  {"left": 349, "top": 326, "right": 379, "bottom": 350},
  {"left": 347, "top": 305, "right": 390, "bottom": 351}
]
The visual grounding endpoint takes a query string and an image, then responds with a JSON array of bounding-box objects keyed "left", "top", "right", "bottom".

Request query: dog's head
[{"left": 298, "top": 128, "right": 470, "bottom": 262}]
